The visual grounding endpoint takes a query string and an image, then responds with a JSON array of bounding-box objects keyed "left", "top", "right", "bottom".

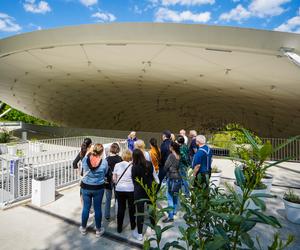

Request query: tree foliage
[{"left": 0, "top": 103, "right": 55, "bottom": 126}]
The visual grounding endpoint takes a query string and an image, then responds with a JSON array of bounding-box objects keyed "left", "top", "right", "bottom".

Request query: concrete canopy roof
[{"left": 0, "top": 23, "right": 300, "bottom": 137}]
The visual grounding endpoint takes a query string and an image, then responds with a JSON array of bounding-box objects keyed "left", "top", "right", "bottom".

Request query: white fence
[{"left": 0, "top": 136, "right": 127, "bottom": 207}]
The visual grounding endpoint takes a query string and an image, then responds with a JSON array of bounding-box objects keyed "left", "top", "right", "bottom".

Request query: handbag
[{"left": 168, "top": 179, "right": 182, "bottom": 194}]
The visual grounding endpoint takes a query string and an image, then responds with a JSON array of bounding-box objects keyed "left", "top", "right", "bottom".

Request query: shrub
[
  {"left": 284, "top": 189, "right": 300, "bottom": 204},
  {"left": 0, "top": 129, "right": 10, "bottom": 143}
]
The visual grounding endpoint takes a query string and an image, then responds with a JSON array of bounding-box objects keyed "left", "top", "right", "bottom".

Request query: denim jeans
[
  {"left": 104, "top": 189, "right": 113, "bottom": 219},
  {"left": 81, "top": 188, "right": 105, "bottom": 230},
  {"left": 180, "top": 169, "right": 190, "bottom": 197},
  {"left": 166, "top": 179, "right": 179, "bottom": 219}
]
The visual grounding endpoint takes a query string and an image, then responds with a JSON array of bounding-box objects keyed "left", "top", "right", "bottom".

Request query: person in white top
[
  {"left": 179, "top": 129, "right": 188, "bottom": 145},
  {"left": 113, "top": 149, "right": 136, "bottom": 233}
]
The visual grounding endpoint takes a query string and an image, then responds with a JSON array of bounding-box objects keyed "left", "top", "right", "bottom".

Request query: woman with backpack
[
  {"left": 79, "top": 143, "right": 108, "bottom": 237},
  {"left": 163, "top": 141, "right": 182, "bottom": 223},
  {"left": 104, "top": 143, "right": 122, "bottom": 221},
  {"left": 113, "top": 149, "right": 135, "bottom": 233}
]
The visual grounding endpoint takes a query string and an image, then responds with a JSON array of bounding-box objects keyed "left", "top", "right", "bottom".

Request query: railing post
[{"left": 9, "top": 157, "right": 19, "bottom": 199}]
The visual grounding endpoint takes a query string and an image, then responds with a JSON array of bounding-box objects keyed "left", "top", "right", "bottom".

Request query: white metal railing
[
  {"left": 0, "top": 136, "right": 128, "bottom": 207},
  {"left": 0, "top": 149, "right": 79, "bottom": 206},
  {"left": 37, "top": 136, "right": 126, "bottom": 148},
  {"left": 262, "top": 138, "right": 300, "bottom": 162},
  {"left": 209, "top": 138, "right": 300, "bottom": 162}
]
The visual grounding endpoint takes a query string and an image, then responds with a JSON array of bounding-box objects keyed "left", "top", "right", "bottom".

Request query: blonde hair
[
  {"left": 122, "top": 149, "right": 132, "bottom": 162},
  {"left": 92, "top": 143, "right": 104, "bottom": 156},
  {"left": 134, "top": 139, "right": 146, "bottom": 151}
]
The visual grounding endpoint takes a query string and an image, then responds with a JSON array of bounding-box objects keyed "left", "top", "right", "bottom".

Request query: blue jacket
[
  {"left": 127, "top": 138, "right": 137, "bottom": 152},
  {"left": 160, "top": 139, "right": 172, "bottom": 169},
  {"left": 192, "top": 145, "right": 212, "bottom": 174},
  {"left": 81, "top": 155, "right": 108, "bottom": 186}
]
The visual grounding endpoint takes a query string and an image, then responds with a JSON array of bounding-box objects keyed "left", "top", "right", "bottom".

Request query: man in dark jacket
[{"left": 157, "top": 130, "right": 172, "bottom": 192}]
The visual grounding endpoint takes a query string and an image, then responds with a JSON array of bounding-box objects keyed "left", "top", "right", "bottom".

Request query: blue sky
[{"left": 0, "top": 0, "right": 300, "bottom": 39}]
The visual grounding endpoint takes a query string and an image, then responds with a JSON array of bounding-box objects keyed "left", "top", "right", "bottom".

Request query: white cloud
[
  {"left": 275, "top": 8, "right": 300, "bottom": 33},
  {"left": 92, "top": 11, "right": 116, "bottom": 22},
  {"left": 133, "top": 5, "right": 143, "bottom": 14},
  {"left": 28, "top": 23, "right": 42, "bottom": 30},
  {"left": 23, "top": 0, "right": 51, "bottom": 14},
  {"left": 155, "top": 7, "right": 210, "bottom": 23},
  {"left": 161, "top": 0, "right": 215, "bottom": 5},
  {"left": 219, "top": 4, "right": 251, "bottom": 22},
  {"left": 249, "top": 0, "right": 290, "bottom": 18},
  {"left": 219, "top": 0, "right": 291, "bottom": 23},
  {"left": 79, "top": 0, "right": 97, "bottom": 7},
  {"left": 0, "top": 13, "right": 22, "bottom": 32}
]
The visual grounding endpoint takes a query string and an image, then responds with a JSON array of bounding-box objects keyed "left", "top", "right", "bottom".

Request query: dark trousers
[
  {"left": 135, "top": 199, "right": 155, "bottom": 234},
  {"left": 116, "top": 191, "right": 136, "bottom": 233}
]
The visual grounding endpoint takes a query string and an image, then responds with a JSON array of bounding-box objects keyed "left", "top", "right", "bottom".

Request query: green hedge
[{"left": 0, "top": 103, "right": 55, "bottom": 126}]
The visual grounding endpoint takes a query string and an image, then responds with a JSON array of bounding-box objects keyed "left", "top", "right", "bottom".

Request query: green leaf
[
  {"left": 272, "top": 135, "right": 300, "bottom": 155},
  {"left": 214, "top": 225, "right": 229, "bottom": 241},
  {"left": 242, "top": 128, "right": 259, "bottom": 151},
  {"left": 250, "top": 197, "right": 266, "bottom": 211},
  {"left": 134, "top": 198, "right": 150, "bottom": 204},
  {"left": 161, "top": 225, "right": 174, "bottom": 233},
  {"left": 235, "top": 166, "right": 246, "bottom": 189},
  {"left": 162, "top": 241, "right": 185, "bottom": 250},
  {"left": 143, "top": 239, "right": 151, "bottom": 250},
  {"left": 249, "top": 210, "right": 281, "bottom": 228},
  {"left": 240, "top": 220, "right": 256, "bottom": 233},
  {"left": 256, "top": 236, "right": 263, "bottom": 250},
  {"left": 264, "top": 157, "right": 295, "bottom": 170},
  {"left": 251, "top": 193, "right": 276, "bottom": 198},
  {"left": 204, "top": 235, "right": 228, "bottom": 250},
  {"left": 210, "top": 197, "right": 235, "bottom": 205},
  {"left": 259, "top": 142, "right": 273, "bottom": 162},
  {"left": 228, "top": 214, "right": 245, "bottom": 225},
  {"left": 210, "top": 211, "right": 230, "bottom": 221},
  {"left": 241, "top": 232, "right": 254, "bottom": 248}
]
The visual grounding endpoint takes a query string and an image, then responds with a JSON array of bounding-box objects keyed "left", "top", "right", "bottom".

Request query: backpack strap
[{"left": 198, "top": 146, "right": 211, "bottom": 172}]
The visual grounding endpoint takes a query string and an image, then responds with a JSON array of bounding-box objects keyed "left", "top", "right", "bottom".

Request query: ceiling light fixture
[
  {"left": 280, "top": 47, "right": 300, "bottom": 67},
  {"left": 285, "top": 51, "right": 300, "bottom": 67},
  {"left": 205, "top": 48, "right": 232, "bottom": 53}
]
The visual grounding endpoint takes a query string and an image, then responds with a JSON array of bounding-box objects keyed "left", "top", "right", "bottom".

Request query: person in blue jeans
[
  {"left": 80, "top": 143, "right": 108, "bottom": 237},
  {"left": 177, "top": 135, "right": 191, "bottom": 197},
  {"left": 163, "top": 141, "right": 182, "bottom": 223}
]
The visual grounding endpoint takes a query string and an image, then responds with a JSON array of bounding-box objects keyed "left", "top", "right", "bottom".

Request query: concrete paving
[{"left": 0, "top": 158, "right": 299, "bottom": 250}]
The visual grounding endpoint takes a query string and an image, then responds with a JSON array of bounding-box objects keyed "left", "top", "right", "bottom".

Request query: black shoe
[{"left": 162, "top": 218, "right": 174, "bottom": 223}]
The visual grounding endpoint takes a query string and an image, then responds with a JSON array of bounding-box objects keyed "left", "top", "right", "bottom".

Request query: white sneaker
[
  {"left": 96, "top": 228, "right": 105, "bottom": 238},
  {"left": 79, "top": 226, "right": 87, "bottom": 236},
  {"left": 132, "top": 229, "right": 143, "bottom": 241}
]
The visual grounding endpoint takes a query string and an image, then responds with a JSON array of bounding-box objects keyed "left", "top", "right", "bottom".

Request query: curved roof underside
[{"left": 0, "top": 23, "right": 300, "bottom": 137}]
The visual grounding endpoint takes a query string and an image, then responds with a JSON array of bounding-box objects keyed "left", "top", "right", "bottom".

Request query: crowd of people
[{"left": 73, "top": 129, "right": 213, "bottom": 241}]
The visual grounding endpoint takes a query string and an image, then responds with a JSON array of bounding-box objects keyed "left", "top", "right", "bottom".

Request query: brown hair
[
  {"left": 121, "top": 149, "right": 132, "bottom": 162},
  {"left": 110, "top": 143, "right": 120, "bottom": 154},
  {"left": 92, "top": 143, "right": 104, "bottom": 156}
]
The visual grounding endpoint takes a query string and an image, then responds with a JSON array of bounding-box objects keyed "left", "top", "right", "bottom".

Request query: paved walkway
[{"left": 0, "top": 159, "right": 299, "bottom": 249}]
